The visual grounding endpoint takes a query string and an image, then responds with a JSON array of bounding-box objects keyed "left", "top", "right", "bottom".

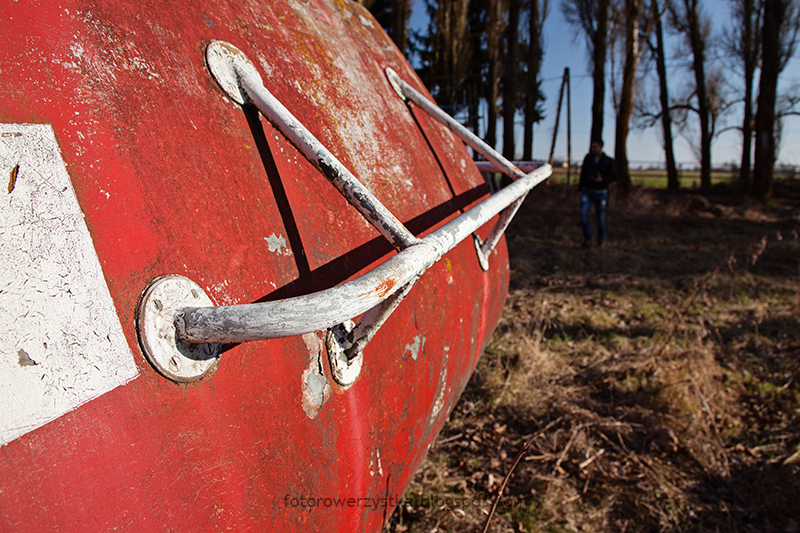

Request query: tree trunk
[
  {"left": 753, "top": 0, "right": 783, "bottom": 202},
  {"left": 655, "top": 11, "right": 679, "bottom": 191},
  {"left": 390, "top": 0, "right": 412, "bottom": 54},
  {"left": 485, "top": 0, "right": 504, "bottom": 150},
  {"left": 591, "top": 0, "right": 611, "bottom": 143},
  {"left": 503, "top": 0, "right": 521, "bottom": 160},
  {"left": 614, "top": 0, "right": 642, "bottom": 197},
  {"left": 686, "top": 0, "right": 712, "bottom": 192},
  {"left": 739, "top": 0, "right": 757, "bottom": 194},
  {"left": 523, "top": 0, "right": 543, "bottom": 160}
]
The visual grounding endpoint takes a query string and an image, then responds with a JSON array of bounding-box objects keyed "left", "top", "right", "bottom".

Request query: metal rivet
[
  {"left": 191, "top": 289, "right": 199, "bottom": 299},
  {"left": 153, "top": 299, "right": 163, "bottom": 311},
  {"left": 169, "top": 355, "right": 181, "bottom": 370}
]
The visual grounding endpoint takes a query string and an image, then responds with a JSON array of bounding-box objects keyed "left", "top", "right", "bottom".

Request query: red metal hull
[{"left": 0, "top": 1, "right": 508, "bottom": 530}]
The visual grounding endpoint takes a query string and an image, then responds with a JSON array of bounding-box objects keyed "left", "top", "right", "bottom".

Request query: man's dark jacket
[{"left": 579, "top": 153, "right": 618, "bottom": 190}]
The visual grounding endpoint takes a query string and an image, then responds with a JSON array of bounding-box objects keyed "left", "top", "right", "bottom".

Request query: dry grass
[{"left": 386, "top": 181, "right": 800, "bottom": 533}]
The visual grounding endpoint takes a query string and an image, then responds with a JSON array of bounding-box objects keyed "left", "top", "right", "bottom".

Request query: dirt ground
[{"left": 386, "top": 180, "right": 800, "bottom": 532}]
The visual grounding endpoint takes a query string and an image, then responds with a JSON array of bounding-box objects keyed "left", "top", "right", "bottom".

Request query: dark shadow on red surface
[{"left": 244, "top": 103, "right": 489, "bottom": 303}]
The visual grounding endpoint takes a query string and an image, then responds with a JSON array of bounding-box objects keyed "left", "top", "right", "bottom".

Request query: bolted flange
[{"left": 136, "top": 275, "right": 221, "bottom": 382}]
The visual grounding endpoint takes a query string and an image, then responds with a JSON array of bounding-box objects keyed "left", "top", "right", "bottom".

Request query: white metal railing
[{"left": 134, "top": 41, "right": 551, "bottom": 386}]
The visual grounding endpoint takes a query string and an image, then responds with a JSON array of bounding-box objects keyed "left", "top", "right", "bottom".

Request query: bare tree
[
  {"left": 503, "top": 0, "right": 523, "bottom": 159},
  {"left": 391, "top": 0, "right": 414, "bottom": 53},
  {"left": 563, "top": 0, "right": 612, "bottom": 143},
  {"left": 669, "top": 0, "right": 713, "bottom": 192},
  {"left": 724, "top": 0, "right": 762, "bottom": 194},
  {"left": 653, "top": 3, "right": 680, "bottom": 191},
  {"left": 414, "top": 0, "right": 473, "bottom": 112},
  {"left": 359, "top": 0, "right": 414, "bottom": 55},
  {"left": 671, "top": 66, "right": 731, "bottom": 167},
  {"left": 485, "top": 0, "right": 507, "bottom": 149},
  {"left": 522, "top": 0, "right": 549, "bottom": 160},
  {"left": 612, "top": 0, "right": 660, "bottom": 196},
  {"left": 634, "top": 2, "right": 679, "bottom": 191},
  {"left": 752, "top": 0, "right": 800, "bottom": 202}
]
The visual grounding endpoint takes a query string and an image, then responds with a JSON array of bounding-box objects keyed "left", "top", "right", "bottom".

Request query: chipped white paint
[
  {"left": 368, "top": 448, "right": 384, "bottom": 477},
  {"left": 404, "top": 335, "right": 425, "bottom": 361},
  {"left": 301, "top": 333, "right": 331, "bottom": 419},
  {"left": 358, "top": 15, "right": 374, "bottom": 28},
  {"left": 209, "top": 278, "right": 236, "bottom": 305},
  {"left": 0, "top": 123, "right": 139, "bottom": 446},
  {"left": 430, "top": 368, "right": 448, "bottom": 424},
  {"left": 474, "top": 161, "right": 543, "bottom": 174},
  {"left": 264, "top": 232, "right": 290, "bottom": 255}
]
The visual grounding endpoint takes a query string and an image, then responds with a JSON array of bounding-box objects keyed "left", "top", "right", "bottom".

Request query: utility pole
[
  {"left": 566, "top": 68, "right": 572, "bottom": 185},
  {"left": 549, "top": 68, "right": 572, "bottom": 184},
  {"left": 548, "top": 68, "right": 568, "bottom": 167}
]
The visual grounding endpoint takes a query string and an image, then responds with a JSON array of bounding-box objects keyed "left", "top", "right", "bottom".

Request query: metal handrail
[
  {"left": 382, "top": 69, "right": 548, "bottom": 270},
  {"left": 175, "top": 170, "right": 548, "bottom": 343},
  {"left": 135, "top": 41, "right": 551, "bottom": 385}
]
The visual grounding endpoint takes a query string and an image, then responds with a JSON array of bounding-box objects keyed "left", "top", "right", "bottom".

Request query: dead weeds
[{"left": 387, "top": 183, "right": 800, "bottom": 533}]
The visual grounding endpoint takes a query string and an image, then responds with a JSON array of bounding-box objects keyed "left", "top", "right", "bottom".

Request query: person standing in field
[{"left": 579, "top": 139, "right": 617, "bottom": 247}]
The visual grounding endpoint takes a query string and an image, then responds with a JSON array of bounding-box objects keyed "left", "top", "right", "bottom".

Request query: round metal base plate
[
  {"left": 206, "top": 40, "right": 262, "bottom": 106},
  {"left": 136, "top": 275, "right": 221, "bottom": 382}
]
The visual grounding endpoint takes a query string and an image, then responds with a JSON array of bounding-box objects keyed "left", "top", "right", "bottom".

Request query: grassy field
[
  {"left": 386, "top": 182, "right": 800, "bottom": 532},
  {"left": 547, "top": 167, "right": 740, "bottom": 189}
]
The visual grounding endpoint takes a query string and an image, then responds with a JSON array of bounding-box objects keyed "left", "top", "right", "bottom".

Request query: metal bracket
[
  {"left": 325, "top": 321, "right": 363, "bottom": 388},
  {"left": 473, "top": 235, "right": 490, "bottom": 271},
  {"left": 136, "top": 275, "right": 221, "bottom": 382},
  {"left": 323, "top": 279, "right": 418, "bottom": 388}
]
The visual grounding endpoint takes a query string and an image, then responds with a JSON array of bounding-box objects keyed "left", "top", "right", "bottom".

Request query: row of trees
[
  {"left": 358, "top": 0, "right": 800, "bottom": 202},
  {"left": 359, "top": 0, "right": 549, "bottom": 162}
]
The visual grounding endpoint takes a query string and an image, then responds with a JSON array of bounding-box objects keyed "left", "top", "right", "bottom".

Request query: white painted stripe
[{"left": 0, "top": 124, "right": 139, "bottom": 446}]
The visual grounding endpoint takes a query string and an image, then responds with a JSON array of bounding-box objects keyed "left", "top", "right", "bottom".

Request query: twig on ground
[
  {"left": 479, "top": 417, "right": 563, "bottom": 533},
  {"left": 690, "top": 376, "right": 731, "bottom": 475},
  {"left": 553, "top": 426, "right": 581, "bottom": 475},
  {"left": 690, "top": 376, "right": 719, "bottom": 435},
  {"left": 434, "top": 433, "right": 464, "bottom": 448},
  {"left": 579, "top": 449, "right": 606, "bottom": 470}
]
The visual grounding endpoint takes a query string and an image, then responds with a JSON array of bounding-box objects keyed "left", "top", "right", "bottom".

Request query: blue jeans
[{"left": 580, "top": 189, "right": 608, "bottom": 243}]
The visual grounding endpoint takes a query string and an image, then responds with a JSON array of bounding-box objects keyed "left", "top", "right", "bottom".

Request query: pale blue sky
[{"left": 409, "top": 0, "right": 800, "bottom": 168}]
